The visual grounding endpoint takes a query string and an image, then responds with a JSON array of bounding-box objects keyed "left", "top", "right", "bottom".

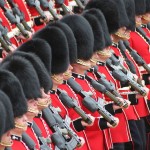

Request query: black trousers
[
  {"left": 113, "top": 143, "right": 125, "bottom": 150},
  {"left": 135, "top": 118, "right": 147, "bottom": 150},
  {"left": 124, "top": 120, "right": 143, "bottom": 150}
]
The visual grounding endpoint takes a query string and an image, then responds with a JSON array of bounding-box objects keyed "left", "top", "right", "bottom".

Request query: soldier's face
[
  {"left": 135, "top": 15, "right": 142, "bottom": 26},
  {"left": 0, "top": 130, "right": 12, "bottom": 148},
  {"left": 115, "top": 27, "right": 130, "bottom": 40},
  {"left": 37, "top": 88, "right": 51, "bottom": 110},
  {"left": 26, "top": 100, "right": 39, "bottom": 118},
  {"left": 63, "top": 65, "right": 73, "bottom": 80},
  {"left": 97, "top": 47, "right": 112, "bottom": 62},
  {"left": 14, "top": 114, "right": 28, "bottom": 132}
]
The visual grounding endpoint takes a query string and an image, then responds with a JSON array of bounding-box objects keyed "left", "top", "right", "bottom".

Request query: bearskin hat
[
  {"left": 134, "top": 0, "right": 146, "bottom": 15},
  {"left": 3, "top": 51, "right": 52, "bottom": 93},
  {"left": 47, "top": 21, "right": 77, "bottom": 64},
  {"left": 82, "top": 10, "right": 105, "bottom": 52},
  {"left": 85, "top": 0, "right": 119, "bottom": 34},
  {"left": 146, "top": 0, "right": 150, "bottom": 13},
  {"left": 33, "top": 26, "right": 69, "bottom": 74},
  {"left": 83, "top": 8, "right": 112, "bottom": 47},
  {"left": 123, "top": 0, "right": 136, "bottom": 31},
  {"left": 0, "top": 69, "right": 27, "bottom": 117},
  {"left": 1, "top": 56, "right": 41, "bottom": 100},
  {"left": 0, "top": 102, "right": 6, "bottom": 140},
  {"left": 17, "top": 38, "right": 52, "bottom": 74},
  {"left": 112, "top": 0, "right": 129, "bottom": 28},
  {"left": 61, "top": 14, "right": 94, "bottom": 60},
  {"left": 0, "top": 90, "right": 14, "bottom": 135}
]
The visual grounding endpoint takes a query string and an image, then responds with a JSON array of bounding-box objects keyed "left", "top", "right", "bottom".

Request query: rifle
[
  {"left": 85, "top": 74, "right": 128, "bottom": 108},
  {"left": 0, "top": 19, "right": 11, "bottom": 45},
  {"left": 22, "top": 132, "right": 36, "bottom": 150},
  {"left": 32, "top": 121, "right": 52, "bottom": 150},
  {"left": 57, "top": 88, "right": 92, "bottom": 124},
  {"left": 51, "top": 132, "right": 67, "bottom": 150},
  {"left": 0, "top": 31, "right": 11, "bottom": 52},
  {"left": 25, "top": 0, "right": 47, "bottom": 22},
  {"left": 67, "top": 77, "right": 117, "bottom": 127},
  {"left": 55, "top": 0, "right": 72, "bottom": 14},
  {"left": 0, "top": 0, "right": 29, "bottom": 38},
  {"left": 118, "top": 40, "right": 137, "bottom": 74},
  {"left": 123, "top": 40, "right": 150, "bottom": 74},
  {"left": 74, "top": 0, "right": 85, "bottom": 9},
  {"left": 109, "top": 50, "right": 143, "bottom": 86},
  {"left": 52, "top": 112, "right": 82, "bottom": 148},
  {"left": 7, "top": 0, "right": 32, "bottom": 32},
  {"left": 38, "top": 0, "right": 59, "bottom": 20},
  {"left": 43, "top": 107, "right": 81, "bottom": 150},
  {"left": 93, "top": 66, "right": 124, "bottom": 97},
  {"left": 110, "top": 68, "right": 147, "bottom": 96}
]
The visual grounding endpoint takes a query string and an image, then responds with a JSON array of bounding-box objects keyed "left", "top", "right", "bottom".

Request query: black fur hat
[
  {"left": 112, "top": 0, "right": 129, "bottom": 28},
  {"left": 17, "top": 38, "right": 52, "bottom": 74},
  {"left": 85, "top": 0, "right": 120, "bottom": 34},
  {"left": 3, "top": 51, "right": 53, "bottom": 93},
  {"left": 0, "top": 69, "right": 27, "bottom": 117},
  {"left": 0, "top": 90, "right": 14, "bottom": 134},
  {"left": 146, "top": 0, "right": 150, "bottom": 13},
  {"left": 134, "top": 0, "right": 146, "bottom": 15},
  {"left": 47, "top": 21, "right": 77, "bottom": 64},
  {"left": 0, "top": 102, "right": 6, "bottom": 140},
  {"left": 123, "top": 0, "right": 136, "bottom": 31},
  {"left": 1, "top": 56, "right": 41, "bottom": 100},
  {"left": 33, "top": 26, "right": 69, "bottom": 74},
  {"left": 61, "top": 14, "right": 94, "bottom": 60},
  {"left": 82, "top": 10, "right": 105, "bottom": 52},
  {"left": 83, "top": 8, "right": 112, "bottom": 47}
]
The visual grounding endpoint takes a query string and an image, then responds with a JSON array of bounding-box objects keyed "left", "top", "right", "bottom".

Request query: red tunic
[
  {"left": 71, "top": 73, "right": 113, "bottom": 150},
  {"left": 0, "top": 9, "right": 19, "bottom": 49},
  {"left": 25, "top": 1, "right": 46, "bottom": 31},
  {"left": 88, "top": 66, "right": 132, "bottom": 143},
  {"left": 11, "top": 138, "right": 29, "bottom": 150},
  {"left": 59, "top": 81, "right": 113, "bottom": 150},
  {"left": 112, "top": 44, "right": 150, "bottom": 117},
  {"left": 129, "top": 31, "right": 150, "bottom": 64}
]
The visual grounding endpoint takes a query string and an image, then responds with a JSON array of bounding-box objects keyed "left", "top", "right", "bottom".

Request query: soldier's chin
[
  {"left": 0, "top": 140, "right": 13, "bottom": 147},
  {"left": 37, "top": 101, "right": 50, "bottom": 109},
  {"left": 28, "top": 108, "right": 39, "bottom": 116},
  {"left": 64, "top": 72, "right": 72, "bottom": 80},
  {"left": 15, "top": 123, "right": 28, "bottom": 131}
]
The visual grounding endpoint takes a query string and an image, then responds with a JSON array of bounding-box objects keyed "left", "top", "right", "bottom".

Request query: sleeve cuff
[
  {"left": 104, "top": 103, "right": 115, "bottom": 115},
  {"left": 72, "top": 118, "right": 85, "bottom": 132},
  {"left": 128, "top": 94, "right": 138, "bottom": 105},
  {"left": 34, "top": 17, "right": 44, "bottom": 26},
  {"left": 99, "top": 118, "right": 108, "bottom": 130}
]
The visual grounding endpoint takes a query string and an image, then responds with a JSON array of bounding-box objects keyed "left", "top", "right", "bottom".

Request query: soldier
[
  {"left": 1, "top": 56, "right": 43, "bottom": 150},
  {"left": 7, "top": 51, "right": 54, "bottom": 149},
  {"left": 0, "top": 90, "right": 14, "bottom": 150},
  {"left": 16, "top": 34, "right": 89, "bottom": 149},
  {"left": 129, "top": 0, "right": 149, "bottom": 64},
  {"left": 60, "top": 14, "right": 119, "bottom": 150},
  {"left": 0, "top": 69, "right": 29, "bottom": 150},
  {"left": 24, "top": 0, "right": 51, "bottom": 31},
  {"left": 32, "top": 26, "right": 96, "bottom": 149}
]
